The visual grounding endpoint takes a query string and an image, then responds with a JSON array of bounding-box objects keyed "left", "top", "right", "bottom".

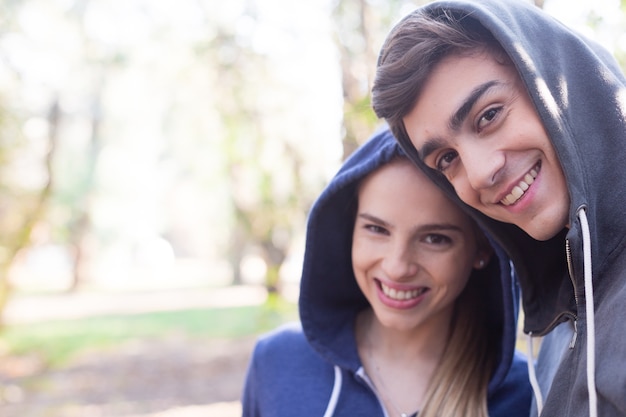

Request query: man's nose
[{"left": 460, "top": 143, "right": 505, "bottom": 191}]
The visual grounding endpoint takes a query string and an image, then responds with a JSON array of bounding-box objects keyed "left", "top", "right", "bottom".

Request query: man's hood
[{"left": 391, "top": 0, "right": 626, "bottom": 335}]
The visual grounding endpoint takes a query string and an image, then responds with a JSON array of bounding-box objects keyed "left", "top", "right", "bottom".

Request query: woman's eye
[
  {"left": 436, "top": 150, "right": 458, "bottom": 172},
  {"left": 365, "top": 224, "right": 388, "bottom": 235},
  {"left": 424, "top": 234, "right": 452, "bottom": 245},
  {"left": 477, "top": 106, "right": 502, "bottom": 131}
]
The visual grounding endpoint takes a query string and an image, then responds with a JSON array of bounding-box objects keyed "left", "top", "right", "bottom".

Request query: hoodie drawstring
[
  {"left": 322, "top": 365, "right": 342, "bottom": 417},
  {"left": 527, "top": 208, "right": 597, "bottom": 417},
  {"left": 526, "top": 333, "right": 543, "bottom": 415},
  {"left": 578, "top": 208, "right": 597, "bottom": 417}
]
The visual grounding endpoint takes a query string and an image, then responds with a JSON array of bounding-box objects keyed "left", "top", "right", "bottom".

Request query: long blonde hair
[{"left": 419, "top": 239, "right": 496, "bottom": 417}]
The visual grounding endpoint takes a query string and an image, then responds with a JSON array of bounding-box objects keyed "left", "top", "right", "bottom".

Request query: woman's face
[{"left": 352, "top": 159, "right": 489, "bottom": 334}]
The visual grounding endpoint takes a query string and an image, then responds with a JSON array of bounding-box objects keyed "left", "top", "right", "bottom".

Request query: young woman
[{"left": 241, "top": 127, "right": 531, "bottom": 417}]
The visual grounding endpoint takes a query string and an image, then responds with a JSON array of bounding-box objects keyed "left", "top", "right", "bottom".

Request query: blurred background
[{"left": 0, "top": 0, "right": 624, "bottom": 416}]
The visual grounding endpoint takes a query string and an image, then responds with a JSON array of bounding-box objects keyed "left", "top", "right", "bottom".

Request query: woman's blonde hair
[{"left": 420, "top": 269, "right": 496, "bottom": 417}]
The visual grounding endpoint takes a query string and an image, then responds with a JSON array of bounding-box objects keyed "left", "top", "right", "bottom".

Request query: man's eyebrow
[
  {"left": 449, "top": 80, "right": 500, "bottom": 131},
  {"left": 418, "top": 80, "right": 500, "bottom": 161}
]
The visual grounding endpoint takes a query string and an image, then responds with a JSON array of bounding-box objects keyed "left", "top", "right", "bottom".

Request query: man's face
[{"left": 403, "top": 51, "right": 570, "bottom": 241}]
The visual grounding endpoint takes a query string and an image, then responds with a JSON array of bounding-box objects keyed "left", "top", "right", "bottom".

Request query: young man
[{"left": 372, "top": 0, "right": 626, "bottom": 416}]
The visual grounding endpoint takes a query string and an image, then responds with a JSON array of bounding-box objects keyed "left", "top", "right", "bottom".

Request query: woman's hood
[{"left": 298, "top": 126, "right": 522, "bottom": 393}]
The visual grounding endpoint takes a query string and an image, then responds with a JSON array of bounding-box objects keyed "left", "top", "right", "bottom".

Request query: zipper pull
[
  {"left": 566, "top": 238, "right": 579, "bottom": 350},
  {"left": 566, "top": 239, "right": 574, "bottom": 283}
]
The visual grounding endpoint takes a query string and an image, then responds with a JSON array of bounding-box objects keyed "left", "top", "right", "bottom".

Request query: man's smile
[{"left": 500, "top": 163, "right": 540, "bottom": 206}]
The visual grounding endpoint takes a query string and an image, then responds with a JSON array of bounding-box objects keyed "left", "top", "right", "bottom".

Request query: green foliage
[{"left": 0, "top": 298, "right": 298, "bottom": 367}]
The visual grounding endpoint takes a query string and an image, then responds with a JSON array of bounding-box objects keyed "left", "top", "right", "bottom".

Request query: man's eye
[
  {"left": 436, "top": 150, "right": 458, "bottom": 172},
  {"left": 477, "top": 106, "right": 501, "bottom": 131}
]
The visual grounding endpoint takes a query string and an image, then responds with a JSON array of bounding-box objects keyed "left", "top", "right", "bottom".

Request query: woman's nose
[{"left": 381, "top": 243, "right": 418, "bottom": 280}]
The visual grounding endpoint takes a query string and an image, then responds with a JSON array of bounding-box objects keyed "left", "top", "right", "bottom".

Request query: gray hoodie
[{"left": 380, "top": 0, "right": 626, "bottom": 416}]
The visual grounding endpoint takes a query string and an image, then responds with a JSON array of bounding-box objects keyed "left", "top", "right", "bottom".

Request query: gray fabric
[{"left": 388, "top": 0, "right": 626, "bottom": 415}]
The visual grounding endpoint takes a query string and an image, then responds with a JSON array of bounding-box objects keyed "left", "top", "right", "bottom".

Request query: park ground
[{"left": 0, "top": 285, "right": 290, "bottom": 417}]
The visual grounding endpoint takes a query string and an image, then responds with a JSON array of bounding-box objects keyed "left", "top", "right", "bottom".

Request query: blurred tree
[
  {"left": 332, "top": 0, "right": 379, "bottom": 159},
  {"left": 203, "top": 8, "right": 315, "bottom": 295},
  {"left": 0, "top": 1, "right": 59, "bottom": 324},
  {"left": 331, "top": 0, "right": 431, "bottom": 159},
  {"left": 0, "top": 0, "right": 622, "bottom": 321},
  {"left": 0, "top": 98, "right": 57, "bottom": 326},
  {"left": 62, "top": 82, "right": 104, "bottom": 293},
  {"left": 56, "top": 4, "right": 107, "bottom": 292}
]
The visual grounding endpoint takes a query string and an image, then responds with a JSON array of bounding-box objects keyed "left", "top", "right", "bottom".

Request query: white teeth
[
  {"left": 381, "top": 282, "right": 424, "bottom": 300},
  {"left": 511, "top": 186, "right": 524, "bottom": 199},
  {"left": 501, "top": 165, "right": 539, "bottom": 206}
]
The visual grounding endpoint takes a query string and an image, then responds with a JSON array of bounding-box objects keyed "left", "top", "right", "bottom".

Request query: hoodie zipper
[{"left": 565, "top": 239, "right": 579, "bottom": 348}]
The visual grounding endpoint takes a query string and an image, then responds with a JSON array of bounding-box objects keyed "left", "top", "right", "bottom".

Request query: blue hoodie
[{"left": 241, "top": 127, "right": 531, "bottom": 416}]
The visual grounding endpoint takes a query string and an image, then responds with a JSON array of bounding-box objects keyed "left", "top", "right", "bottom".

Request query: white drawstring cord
[
  {"left": 526, "top": 333, "right": 543, "bottom": 415},
  {"left": 322, "top": 365, "right": 342, "bottom": 417},
  {"left": 578, "top": 208, "right": 597, "bottom": 417}
]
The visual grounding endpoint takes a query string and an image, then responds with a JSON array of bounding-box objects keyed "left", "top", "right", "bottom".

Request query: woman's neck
[
  {"left": 355, "top": 308, "right": 451, "bottom": 416},
  {"left": 357, "top": 308, "right": 450, "bottom": 361}
]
